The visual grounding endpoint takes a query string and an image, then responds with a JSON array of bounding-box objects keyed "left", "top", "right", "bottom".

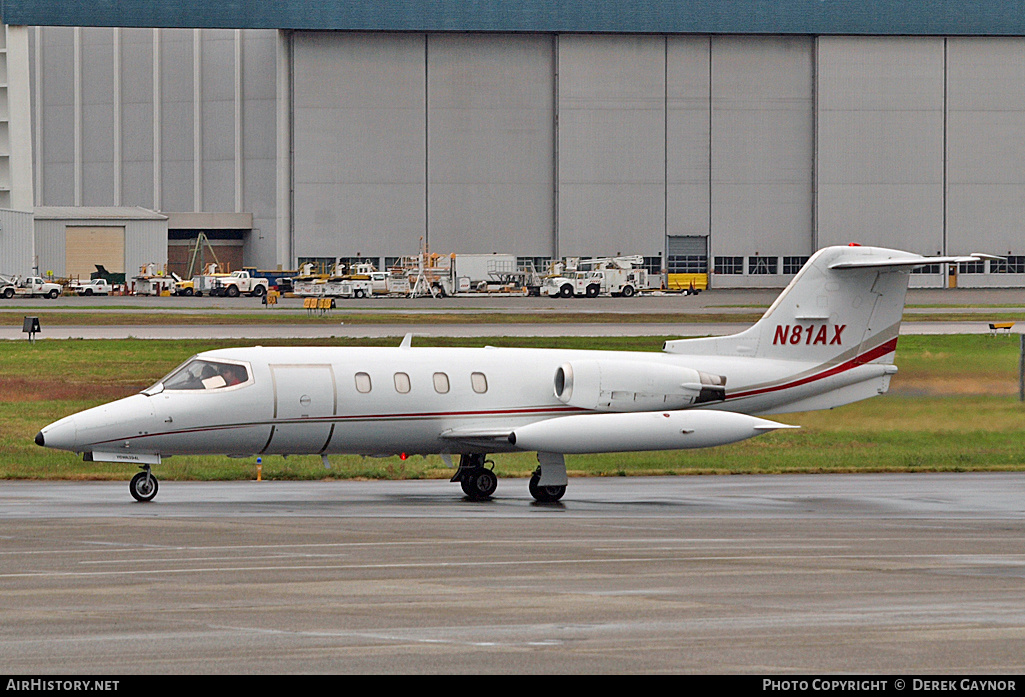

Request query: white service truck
[
  {"left": 542, "top": 270, "right": 606, "bottom": 298},
  {"left": 71, "top": 279, "right": 113, "bottom": 296},
  {"left": 208, "top": 270, "right": 269, "bottom": 297},
  {"left": 541, "top": 256, "right": 649, "bottom": 298},
  {"left": 0, "top": 275, "right": 63, "bottom": 299}
]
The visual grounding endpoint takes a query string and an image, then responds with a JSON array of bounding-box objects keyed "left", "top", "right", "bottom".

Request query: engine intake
[{"left": 554, "top": 359, "right": 725, "bottom": 412}]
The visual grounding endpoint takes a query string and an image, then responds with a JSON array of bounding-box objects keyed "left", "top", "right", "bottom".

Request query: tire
[
  {"left": 621, "top": 285, "right": 635, "bottom": 298},
  {"left": 463, "top": 469, "right": 498, "bottom": 501},
  {"left": 84, "top": 288, "right": 93, "bottom": 296},
  {"left": 47, "top": 289, "right": 59, "bottom": 299},
  {"left": 3, "top": 288, "right": 14, "bottom": 299},
  {"left": 226, "top": 285, "right": 240, "bottom": 298},
  {"left": 129, "top": 471, "right": 158, "bottom": 502},
  {"left": 250, "top": 285, "right": 266, "bottom": 297},
  {"left": 585, "top": 285, "right": 600, "bottom": 298},
  {"left": 183, "top": 288, "right": 194, "bottom": 297},
  {"left": 353, "top": 289, "right": 365, "bottom": 299},
  {"left": 529, "top": 472, "right": 566, "bottom": 503},
  {"left": 558, "top": 284, "right": 574, "bottom": 298}
]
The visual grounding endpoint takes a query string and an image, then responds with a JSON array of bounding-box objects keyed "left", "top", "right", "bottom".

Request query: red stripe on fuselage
[{"left": 725, "top": 337, "right": 898, "bottom": 401}]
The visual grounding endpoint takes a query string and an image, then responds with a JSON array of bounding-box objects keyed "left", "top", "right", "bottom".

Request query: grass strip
[{"left": 1, "top": 334, "right": 1023, "bottom": 480}]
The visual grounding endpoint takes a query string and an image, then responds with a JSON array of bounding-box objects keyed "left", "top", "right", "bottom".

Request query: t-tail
[{"left": 664, "top": 245, "right": 997, "bottom": 413}]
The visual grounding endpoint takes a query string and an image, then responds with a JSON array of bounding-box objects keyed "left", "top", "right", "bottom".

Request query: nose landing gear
[{"left": 129, "top": 464, "right": 159, "bottom": 502}]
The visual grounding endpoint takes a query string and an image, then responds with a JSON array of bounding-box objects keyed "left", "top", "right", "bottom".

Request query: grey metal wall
[
  {"left": 32, "top": 211, "right": 167, "bottom": 278},
  {"left": 0, "top": 208, "right": 35, "bottom": 275},
  {"left": 26, "top": 26, "right": 1025, "bottom": 286},
  {"left": 557, "top": 34, "right": 664, "bottom": 258},
  {"left": 292, "top": 32, "right": 555, "bottom": 260},
  {"left": 288, "top": 31, "right": 1025, "bottom": 285},
  {"left": 428, "top": 34, "right": 554, "bottom": 255},
  {"left": 28, "top": 26, "right": 279, "bottom": 269},
  {"left": 292, "top": 32, "right": 426, "bottom": 260},
  {"left": 710, "top": 37, "right": 813, "bottom": 258},
  {"left": 946, "top": 39, "right": 1025, "bottom": 256},
  {"left": 291, "top": 32, "right": 817, "bottom": 275},
  {"left": 816, "top": 37, "right": 945, "bottom": 254}
]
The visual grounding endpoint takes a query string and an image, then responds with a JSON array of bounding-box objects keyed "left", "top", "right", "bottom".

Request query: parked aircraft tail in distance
[{"left": 36, "top": 245, "right": 996, "bottom": 503}]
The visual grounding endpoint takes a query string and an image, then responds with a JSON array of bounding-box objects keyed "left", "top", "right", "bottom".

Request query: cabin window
[
  {"left": 157, "top": 359, "right": 249, "bottom": 391},
  {"left": 354, "top": 372, "right": 372, "bottom": 394},
  {"left": 471, "top": 372, "right": 488, "bottom": 394},
  {"left": 394, "top": 372, "right": 411, "bottom": 394},
  {"left": 433, "top": 372, "right": 450, "bottom": 394}
]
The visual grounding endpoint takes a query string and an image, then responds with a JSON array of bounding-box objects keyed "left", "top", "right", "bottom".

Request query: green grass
[
  {"left": 2, "top": 334, "right": 1024, "bottom": 481},
  {"left": 2, "top": 308, "right": 1022, "bottom": 326}
]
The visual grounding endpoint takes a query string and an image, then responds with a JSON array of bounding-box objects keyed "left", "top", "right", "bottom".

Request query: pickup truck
[
  {"left": 0, "top": 276, "right": 63, "bottom": 299},
  {"left": 209, "top": 270, "right": 269, "bottom": 298},
  {"left": 72, "top": 279, "right": 112, "bottom": 296}
]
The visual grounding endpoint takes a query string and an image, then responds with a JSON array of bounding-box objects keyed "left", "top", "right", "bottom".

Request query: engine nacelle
[{"left": 553, "top": 359, "right": 726, "bottom": 412}]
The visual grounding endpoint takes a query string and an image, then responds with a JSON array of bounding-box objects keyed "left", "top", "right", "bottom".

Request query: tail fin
[{"left": 665, "top": 245, "right": 990, "bottom": 365}]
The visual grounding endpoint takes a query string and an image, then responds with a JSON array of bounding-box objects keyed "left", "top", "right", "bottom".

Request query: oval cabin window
[
  {"left": 433, "top": 372, "right": 450, "bottom": 394},
  {"left": 394, "top": 372, "right": 411, "bottom": 394},
  {"left": 471, "top": 372, "right": 488, "bottom": 394},
  {"left": 354, "top": 372, "right": 372, "bottom": 394}
]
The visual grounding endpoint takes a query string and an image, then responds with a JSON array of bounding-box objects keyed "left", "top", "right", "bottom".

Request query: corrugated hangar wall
[
  {"left": 25, "top": 27, "right": 1025, "bottom": 287},
  {"left": 28, "top": 27, "right": 279, "bottom": 270}
]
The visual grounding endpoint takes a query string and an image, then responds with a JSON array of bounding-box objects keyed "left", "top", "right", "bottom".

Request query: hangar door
[
  {"left": 666, "top": 235, "right": 709, "bottom": 291},
  {"left": 65, "top": 227, "right": 125, "bottom": 279}
]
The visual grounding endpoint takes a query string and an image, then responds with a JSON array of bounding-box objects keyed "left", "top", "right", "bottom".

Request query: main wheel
[
  {"left": 129, "top": 471, "right": 158, "bottom": 502},
  {"left": 463, "top": 469, "right": 498, "bottom": 501},
  {"left": 529, "top": 472, "right": 566, "bottom": 503}
]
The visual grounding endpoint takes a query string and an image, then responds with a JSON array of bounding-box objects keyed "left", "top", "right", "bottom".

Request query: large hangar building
[{"left": 3, "top": 1, "right": 1025, "bottom": 287}]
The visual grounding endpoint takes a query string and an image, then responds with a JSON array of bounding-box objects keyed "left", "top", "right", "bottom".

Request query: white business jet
[{"left": 36, "top": 245, "right": 994, "bottom": 503}]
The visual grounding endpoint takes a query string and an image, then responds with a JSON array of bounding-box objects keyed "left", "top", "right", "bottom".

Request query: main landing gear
[
  {"left": 451, "top": 452, "right": 568, "bottom": 503},
  {"left": 129, "top": 464, "right": 159, "bottom": 502},
  {"left": 451, "top": 453, "right": 498, "bottom": 501}
]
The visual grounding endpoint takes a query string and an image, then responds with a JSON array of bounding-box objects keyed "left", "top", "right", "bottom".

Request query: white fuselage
[{"left": 37, "top": 342, "right": 893, "bottom": 460}]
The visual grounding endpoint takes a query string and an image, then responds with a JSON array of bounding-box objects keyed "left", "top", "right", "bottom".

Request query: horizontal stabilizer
[{"left": 829, "top": 252, "right": 999, "bottom": 269}]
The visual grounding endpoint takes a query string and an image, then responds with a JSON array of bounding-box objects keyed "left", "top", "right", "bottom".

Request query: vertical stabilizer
[{"left": 664, "top": 245, "right": 986, "bottom": 368}]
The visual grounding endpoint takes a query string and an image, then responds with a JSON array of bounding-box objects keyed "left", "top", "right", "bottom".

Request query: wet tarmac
[{"left": 1, "top": 474, "right": 1023, "bottom": 674}]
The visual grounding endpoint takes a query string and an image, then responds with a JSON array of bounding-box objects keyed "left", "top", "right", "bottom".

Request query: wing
[{"left": 439, "top": 426, "right": 514, "bottom": 449}]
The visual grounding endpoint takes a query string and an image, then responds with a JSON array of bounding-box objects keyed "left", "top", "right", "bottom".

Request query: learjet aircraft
[{"left": 36, "top": 245, "right": 993, "bottom": 502}]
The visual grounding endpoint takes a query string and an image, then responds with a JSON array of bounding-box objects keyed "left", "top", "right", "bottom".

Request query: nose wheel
[{"left": 129, "top": 465, "right": 159, "bottom": 502}]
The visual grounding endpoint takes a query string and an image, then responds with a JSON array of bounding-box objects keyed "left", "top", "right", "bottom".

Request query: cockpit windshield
[{"left": 144, "top": 359, "right": 250, "bottom": 395}]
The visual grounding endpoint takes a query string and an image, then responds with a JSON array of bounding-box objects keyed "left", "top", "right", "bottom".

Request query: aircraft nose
[{"left": 37, "top": 414, "right": 78, "bottom": 452}]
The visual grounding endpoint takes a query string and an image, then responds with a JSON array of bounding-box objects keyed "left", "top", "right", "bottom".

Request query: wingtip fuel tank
[{"left": 508, "top": 409, "right": 795, "bottom": 454}]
